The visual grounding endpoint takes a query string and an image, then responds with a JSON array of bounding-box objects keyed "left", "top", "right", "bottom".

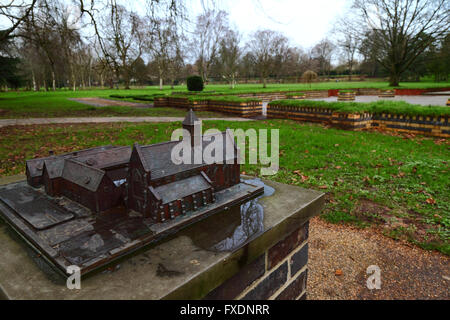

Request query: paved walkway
[
  {"left": 0, "top": 116, "right": 251, "bottom": 128},
  {"left": 312, "top": 95, "right": 450, "bottom": 106},
  {"left": 423, "top": 91, "right": 450, "bottom": 96}
]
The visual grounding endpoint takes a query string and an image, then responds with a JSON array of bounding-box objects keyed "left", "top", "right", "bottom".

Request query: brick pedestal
[{"left": 205, "top": 221, "right": 309, "bottom": 300}]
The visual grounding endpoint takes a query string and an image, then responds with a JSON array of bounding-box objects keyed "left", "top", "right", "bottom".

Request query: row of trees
[{"left": 0, "top": 0, "right": 449, "bottom": 89}]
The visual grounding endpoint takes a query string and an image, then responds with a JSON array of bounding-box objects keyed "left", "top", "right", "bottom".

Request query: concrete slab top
[{"left": 0, "top": 175, "right": 324, "bottom": 300}]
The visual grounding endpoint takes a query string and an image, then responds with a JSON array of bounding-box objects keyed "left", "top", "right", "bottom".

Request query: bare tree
[
  {"left": 191, "top": 9, "right": 229, "bottom": 83},
  {"left": 166, "top": 46, "right": 185, "bottom": 88},
  {"left": 22, "top": 0, "right": 61, "bottom": 91},
  {"left": 102, "top": 1, "right": 145, "bottom": 89},
  {"left": 277, "top": 47, "right": 309, "bottom": 81},
  {"left": 78, "top": 0, "right": 183, "bottom": 88},
  {"left": 247, "top": 29, "right": 288, "bottom": 88},
  {"left": 350, "top": 0, "right": 450, "bottom": 86},
  {"left": 311, "top": 39, "right": 335, "bottom": 76},
  {"left": 0, "top": 0, "right": 37, "bottom": 43},
  {"left": 54, "top": 3, "right": 83, "bottom": 91},
  {"left": 217, "top": 29, "right": 241, "bottom": 88},
  {"left": 338, "top": 33, "right": 360, "bottom": 80},
  {"left": 147, "top": 17, "right": 182, "bottom": 89}
]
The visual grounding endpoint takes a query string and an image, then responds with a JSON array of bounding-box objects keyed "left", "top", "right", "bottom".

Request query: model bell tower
[{"left": 182, "top": 109, "right": 201, "bottom": 147}]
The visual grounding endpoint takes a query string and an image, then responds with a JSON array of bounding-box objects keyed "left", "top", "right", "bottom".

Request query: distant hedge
[
  {"left": 187, "top": 76, "right": 204, "bottom": 92},
  {"left": 109, "top": 93, "right": 166, "bottom": 102},
  {"left": 268, "top": 99, "right": 450, "bottom": 117},
  {"left": 172, "top": 95, "right": 260, "bottom": 103}
]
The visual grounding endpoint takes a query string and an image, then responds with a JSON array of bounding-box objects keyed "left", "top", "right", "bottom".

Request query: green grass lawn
[
  {"left": 0, "top": 119, "right": 448, "bottom": 254},
  {"left": 0, "top": 81, "right": 449, "bottom": 118},
  {"left": 0, "top": 89, "right": 229, "bottom": 118}
]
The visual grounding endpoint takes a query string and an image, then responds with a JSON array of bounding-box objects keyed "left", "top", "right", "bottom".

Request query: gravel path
[
  {"left": 70, "top": 97, "right": 153, "bottom": 108},
  {"left": 308, "top": 217, "right": 449, "bottom": 299},
  {"left": 0, "top": 116, "right": 251, "bottom": 128}
]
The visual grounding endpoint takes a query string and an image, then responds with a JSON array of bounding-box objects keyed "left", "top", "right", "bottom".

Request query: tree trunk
[
  {"left": 71, "top": 67, "right": 76, "bottom": 92},
  {"left": 32, "top": 70, "right": 37, "bottom": 91},
  {"left": 159, "top": 77, "right": 163, "bottom": 90},
  {"left": 122, "top": 66, "right": 130, "bottom": 89},
  {"left": 389, "top": 71, "right": 400, "bottom": 87},
  {"left": 52, "top": 70, "right": 56, "bottom": 91},
  {"left": 263, "top": 77, "right": 267, "bottom": 88},
  {"left": 349, "top": 63, "right": 353, "bottom": 81}
]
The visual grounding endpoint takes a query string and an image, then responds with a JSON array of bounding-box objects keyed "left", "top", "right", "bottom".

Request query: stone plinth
[{"left": 0, "top": 175, "right": 324, "bottom": 300}]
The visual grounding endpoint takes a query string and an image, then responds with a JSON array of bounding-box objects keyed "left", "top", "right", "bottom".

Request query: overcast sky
[
  {"left": 0, "top": 0, "right": 353, "bottom": 50},
  {"left": 187, "top": 0, "right": 352, "bottom": 49}
]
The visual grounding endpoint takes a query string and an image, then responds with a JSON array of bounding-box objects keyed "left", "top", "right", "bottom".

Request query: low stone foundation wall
[
  {"left": 154, "top": 96, "right": 262, "bottom": 117},
  {"left": 237, "top": 91, "right": 328, "bottom": 101},
  {"left": 238, "top": 93, "right": 287, "bottom": 102},
  {"left": 205, "top": 221, "right": 309, "bottom": 300},
  {"left": 379, "top": 90, "right": 395, "bottom": 98},
  {"left": 330, "top": 112, "right": 373, "bottom": 130},
  {"left": 372, "top": 113, "right": 450, "bottom": 137},
  {"left": 267, "top": 104, "right": 450, "bottom": 137},
  {"left": 210, "top": 100, "right": 263, "bottom": 117},
  {"left": 267, "top": 105, "right": 333, "bottom": 124},
  {"left": 337, "top": 91, "right": 356, "bottom": 101}
]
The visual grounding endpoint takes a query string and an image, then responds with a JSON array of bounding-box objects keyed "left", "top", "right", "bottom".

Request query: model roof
[
  {"left": 26, "top": 145, "right": 116, "bottom": 178},
  {"left": 72, "top": 146, "right": 132, "bottom": 169},
  {"left": 61, "top": 159, "right": 106, "bottom": 192},
  {"left": 135, "top": 130, "right": 238, "bottom": 180},
  {"left": 153, "top": 174, "right": 212, "bottom": 204},
  {"left": 43, "top": 158, "right": 65, "bottom": 179}
]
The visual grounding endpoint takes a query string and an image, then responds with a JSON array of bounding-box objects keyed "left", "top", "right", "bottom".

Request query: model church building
[{"left": 26, "top": 110, "right": 240, "bottom": 223}]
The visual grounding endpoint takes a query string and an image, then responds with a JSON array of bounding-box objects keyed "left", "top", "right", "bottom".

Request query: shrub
[
  {"left": 187, "top": 76, "right": 204, "bottom": 92},
  {"left": 302, "top": 70, "right": 318, "bottom": 88}
]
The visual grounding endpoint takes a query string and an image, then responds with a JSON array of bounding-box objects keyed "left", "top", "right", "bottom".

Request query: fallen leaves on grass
[
  {"left": 433, "top": 139, "right": 446, "bottom": 145},
  {"left": 293, "top": 170, "right": 309, "bottom": 182}
]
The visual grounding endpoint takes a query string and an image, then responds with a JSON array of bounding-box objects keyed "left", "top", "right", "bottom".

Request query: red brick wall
[{"left": 204, "top": 221, "right": 309, "bottom": 300}]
